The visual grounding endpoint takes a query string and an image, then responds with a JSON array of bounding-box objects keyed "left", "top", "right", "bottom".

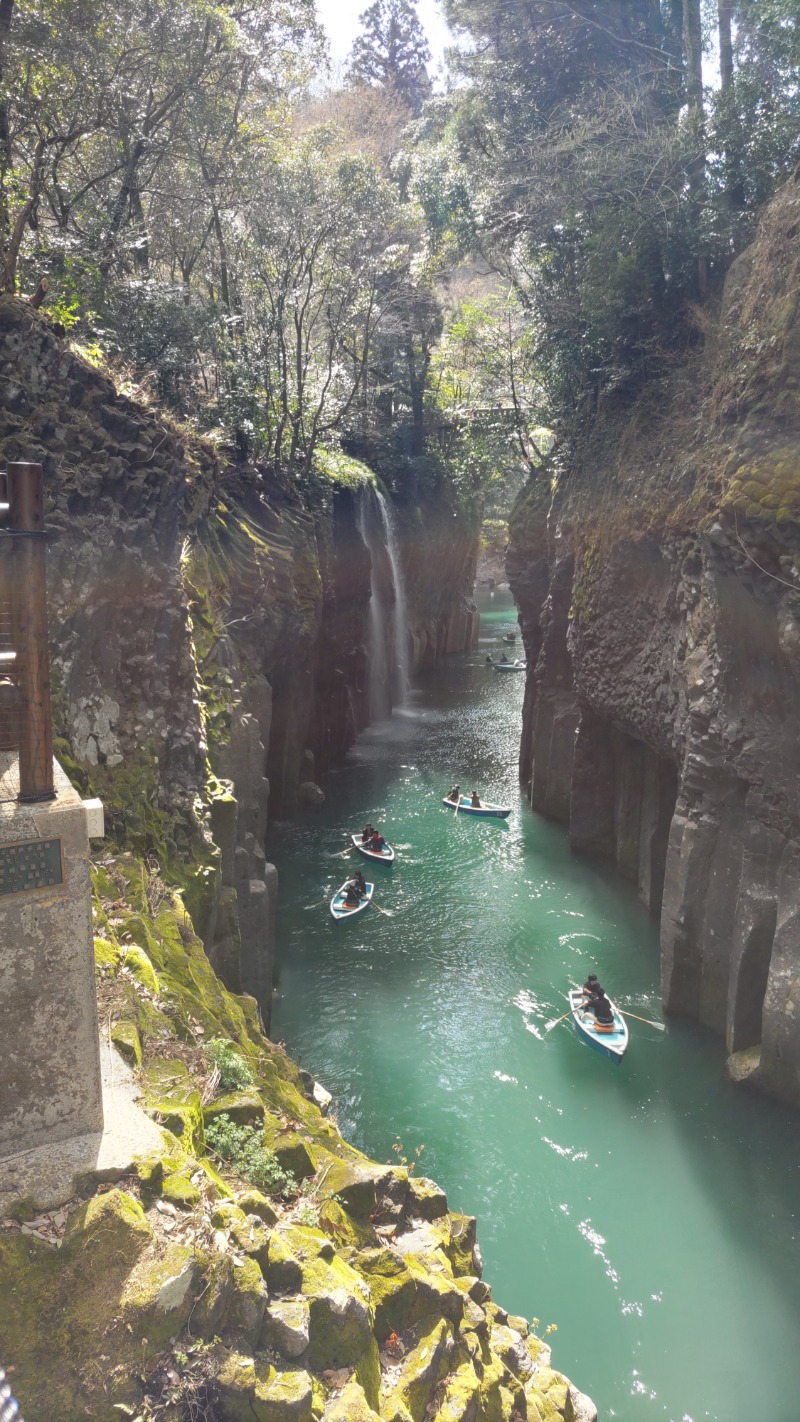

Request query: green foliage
[
  {"left": 205, "top": 1113, "right": 297, "bottom": 1198},
  {"left": 205, "top": 1038, "right": 254, "bottom": 1092}
]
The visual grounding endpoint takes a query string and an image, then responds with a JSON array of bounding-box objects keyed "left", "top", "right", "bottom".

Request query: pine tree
[{"left": 348, "top": 0, "right": 432, "bottom": 116}]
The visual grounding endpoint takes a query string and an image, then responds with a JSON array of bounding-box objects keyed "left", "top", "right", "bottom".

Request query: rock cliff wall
[
  {"left": 0, "top": 297, "right": 479, "bottom": 1032},
  {"left": 507, "top": 167, "right": 800, "bottom": 1107}
]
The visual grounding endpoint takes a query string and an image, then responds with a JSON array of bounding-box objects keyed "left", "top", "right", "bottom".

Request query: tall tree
[{"left": 348, "top": 0, "right": 431, "bottom": 116}]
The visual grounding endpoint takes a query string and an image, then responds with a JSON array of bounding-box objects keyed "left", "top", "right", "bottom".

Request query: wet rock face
[{"left": 507, "top": 171, "right": 800, "bottom": 1110}]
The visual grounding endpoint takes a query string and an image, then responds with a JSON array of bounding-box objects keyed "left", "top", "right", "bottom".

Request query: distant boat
[
  {"left": 330, "top": 881, "right": 374, "bottom": 920},
  {"left": 568, "top": 989, "right": 629, "bottom": 1063},
  {"left": 442, "top": 796, "right": 511, "bottom": 819},
  {"left": 502, "top": 633, "right": 516, "bottom": 643},
  {"left": 351, "top": 834, "right": 395, "bottom": 864},
  {"left": 490, "top": 659, "right": 525, "bottom": 673}
]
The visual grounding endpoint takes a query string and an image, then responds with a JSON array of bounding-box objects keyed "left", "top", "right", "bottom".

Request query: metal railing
[{"left": 0, "top": 1367, "right": 23, "bottom": 1421}]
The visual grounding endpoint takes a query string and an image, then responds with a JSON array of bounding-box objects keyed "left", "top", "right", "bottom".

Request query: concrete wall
[{"left": 0, "top": 755, "right": 102, "bottom": 1157}]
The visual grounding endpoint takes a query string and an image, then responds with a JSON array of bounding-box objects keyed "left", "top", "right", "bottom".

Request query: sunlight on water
[{"left": 270, "top": 588, "right": 800, "bottom": 1422}]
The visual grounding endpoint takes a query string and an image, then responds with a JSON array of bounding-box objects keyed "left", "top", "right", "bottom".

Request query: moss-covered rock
[
  {"left": 300, "top": 1251, "right": 375, "bottom": 1372},
  {"left": 94, "top": 934, "right": 120, "bottom": 970},
  {"left": 216, "top": 1350, "right": 314, "bottom": 1422},
  {"left": 266, "top": 1232, "right": 304, "bottom": 1294},
  {"left": 261, "top": 1298, "right": 311, "bottom": 1358},
  {"left": 228, "top": 1255, "right": 269, "bottom": 1347},
  {"left": 318, "top": 1197, "right": 378, "bottom": 1251},
  {"left": 407, "top": 1175, "right": 448, "bottom": 1220},
  {"left": 161, "top": 1170, "right": 201, "bottom": 1209},
  {"left": 239, "top": 1187, "right": 280, "bottom": 1225},
  {"left": 321, "top": 1376, "right": 380, "bottom": 1421},
  {"left": 110, "top": 1017, "right": 142, "bottom": 1066},
  {"left": 204, "top": 1089, "right": 266, "bottom": 1128},
  {"left": 121, "top": 1242, "right": 198, "bottom": 1345},
  {"left": 122, "top": 941, "right": 160, "bottom": 994},
  {"left": 444, "top": 1212, "right": 480, "bottom": 1279},
  {"left": 263, "top": 1118, "right": 318, "bottom": 1180},
  {"left": 144, "top": 1058, "right": 206, "bottom": 1153},
  {"left": 381, "top": 1318, "right": 452, "bottom": 1422},
  {"left": 317, "top": 1158, "right": 386, "bottom": 1217},
  {"left": 434, "top": 1361, "right": 481, "bottom": 1422}
]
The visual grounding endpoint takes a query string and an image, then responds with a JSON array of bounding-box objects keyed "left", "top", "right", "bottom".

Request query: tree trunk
[
  {"left": 0, "top": 0, "right": 15, "bottom": 288},
  {"left": 683, "top": 0, "right": 708, "bottom": 297},
  {"left": 718, "top": 0, "right": 733, "bottom": 90}
]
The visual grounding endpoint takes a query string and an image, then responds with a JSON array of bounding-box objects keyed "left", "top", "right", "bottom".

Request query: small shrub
[
  {"left": 205, "top": 1037, "right": 253, "bottom": 1091},
  {"left": 205, "top": 1113, "right": 296, "bottom": 1198},
  {"left": 294, "top": 1199, "right": 321, "bottom": 1228}
]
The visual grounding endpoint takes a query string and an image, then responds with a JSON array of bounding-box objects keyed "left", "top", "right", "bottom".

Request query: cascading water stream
[
  {"left": 357, "top": 492, "right": 390, "bottom": 722},
  {"left": 375, "top": 490, "right": 410, "bottom": 707},
  {"left": 358, "top": 487, "right": 411, "bottom": 721}
]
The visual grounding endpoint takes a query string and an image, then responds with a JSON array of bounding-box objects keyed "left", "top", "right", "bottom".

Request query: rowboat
[
  {"left": 351, "top": 834, "right": 395, "bottom": 864},
  {"left": 502, "top": 633, "right": 516, "bottom": 643},
  {"left": 442, "top": 796, "right": 511, "bottom": 819},
  {"left": 330, "top": 880, "right": 374, "bottom": 921},
  {"left": 490, "top": 659, "right": 525, "bottom": 673},
  {"left": 568, "top": 989, "right": 629, "bottom": 1063}
]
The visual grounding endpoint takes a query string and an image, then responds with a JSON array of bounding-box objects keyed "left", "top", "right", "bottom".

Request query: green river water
[{"left": 269, "top": 588, "right": 800, "bottom": 1422}]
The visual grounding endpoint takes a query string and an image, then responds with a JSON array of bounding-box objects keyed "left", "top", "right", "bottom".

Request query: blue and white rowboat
[
  {"left": 442, "top": 797, "right": 511, "bottom": 820},
  {"left": 330, "top": 880, "right": 374, "bottom": 921},
  {"left": 491, "top": 660, "right": 525, "bottom": 673},
  {"left": 568, "top": 989, "right": 629, "bottom": 1063},
  {"left": 351, "top": 834, "right": 395, "bottom": 864}
]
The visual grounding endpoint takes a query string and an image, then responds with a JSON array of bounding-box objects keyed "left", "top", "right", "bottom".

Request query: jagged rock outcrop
[{"left": 507, "top": 166, "right": 800, "bottom": 1107}]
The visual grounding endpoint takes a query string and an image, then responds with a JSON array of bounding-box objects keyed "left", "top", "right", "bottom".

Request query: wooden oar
[
  {"left": 545, "top": 1010, "right": 571, "bottom": 1033},
  {"left": 371, "top": 898, "right": 393, "bottom": 917},
  {"left": 619, "top": 1009, "right": 666, "bottom": 1031},
  {"left": 454, "top": 795, "right": 461, "bottom": 818},
  {"left": 304, "top": 896, "right": 328, "bottom": 910}
]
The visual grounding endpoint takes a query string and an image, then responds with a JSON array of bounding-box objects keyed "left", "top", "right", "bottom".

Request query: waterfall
[
  {"left": 358, "top": 487, "right": 411, "bottom": 721},
  {"left": 375, "top": 490, "right": 410, "bottom": 707}
]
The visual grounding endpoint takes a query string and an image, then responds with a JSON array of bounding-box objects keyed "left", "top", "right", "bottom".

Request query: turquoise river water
[{"left": 269, "top": 588, "right": 800, "bottom": 1422}]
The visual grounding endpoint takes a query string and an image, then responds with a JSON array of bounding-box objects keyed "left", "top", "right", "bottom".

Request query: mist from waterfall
[{"left": 358, "top": 487, "right": 411, "bottom": 722}]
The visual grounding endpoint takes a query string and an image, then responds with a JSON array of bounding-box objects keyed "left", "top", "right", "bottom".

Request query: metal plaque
[{"left": 0, "top": 837, "right": 63, "bottom": 896}]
